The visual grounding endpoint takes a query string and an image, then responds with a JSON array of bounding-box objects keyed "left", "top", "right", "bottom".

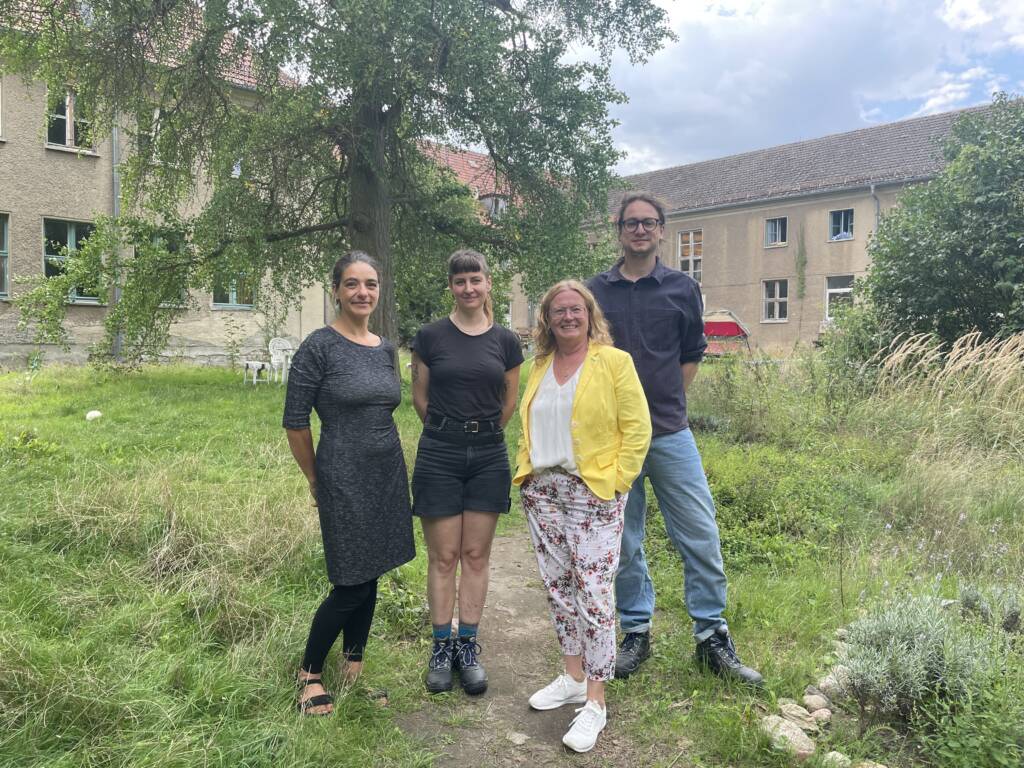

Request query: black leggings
[{"left": 301, "top": 578, "right": 378, "bottom": 675}]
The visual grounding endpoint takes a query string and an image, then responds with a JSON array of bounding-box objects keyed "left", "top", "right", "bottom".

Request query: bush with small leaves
[{"left": 841, "top": 594, "right": 1011, "bottom": 731}]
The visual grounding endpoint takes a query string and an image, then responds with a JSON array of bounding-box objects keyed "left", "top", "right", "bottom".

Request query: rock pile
[{"left": 757, "top": 630, "right": 889, "bottom": 766}]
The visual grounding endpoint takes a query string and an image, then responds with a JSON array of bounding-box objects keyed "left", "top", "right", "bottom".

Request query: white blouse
[{"left": 529, "top": 363, "right": 581, "bottom": 475}]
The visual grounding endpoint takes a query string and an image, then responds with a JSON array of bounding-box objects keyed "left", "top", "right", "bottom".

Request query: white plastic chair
[{"left": 268, "top": 337, "right": 295, "bottom": 384}]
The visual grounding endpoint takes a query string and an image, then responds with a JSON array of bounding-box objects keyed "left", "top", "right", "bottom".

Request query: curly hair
[{"left": 533, "top": 280, "right": 614, "bottom": 358}]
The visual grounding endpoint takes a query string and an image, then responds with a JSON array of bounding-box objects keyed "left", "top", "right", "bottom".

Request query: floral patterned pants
[{"left": 521, "top": 470, "right": 627, "bottom": 681}]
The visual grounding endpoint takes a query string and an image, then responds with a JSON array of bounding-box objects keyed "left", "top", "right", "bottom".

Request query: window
[
  {"left": 151, "top": 233, "right": 189, "bottom": 307},
  {"left": 137, "top": 107, "right": 161, "bottom": 157},
  {"left": 825, "top": 275, "right": 854, "bottom": 320},
  {"left": 213, "top": 274, "right": 255, "bottom": 308},
  {"left": 765, "top": 217, "right": 787, "bottom": 247},
  {"left": 479, "top": 194, "right": 507, "bottom": 219},
  {"left": 829, "top": 209, "right": 854, "bottom": 241},
  {"left": 47, "top": 91, "right": 91, "bottom": 149},
  {"left": 762, "top": 279, "right": 788, "bottom": 322},
  {"left": 0, "top": 213, "right": 9, "bottom": 297},
  {"left": 678, "top": 229, "right": 702, "bottom": 283},
  {"left": 43, "top": 218, "right": 99, "bottom": 302}
]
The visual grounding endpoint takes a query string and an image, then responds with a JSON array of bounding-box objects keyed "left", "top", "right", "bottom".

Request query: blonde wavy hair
[{"left": 533, "top": 280, "right": 614, "bottom": 358}]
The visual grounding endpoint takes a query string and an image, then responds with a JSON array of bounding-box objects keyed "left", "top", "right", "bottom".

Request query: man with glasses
[{"left": 586, "top": 191, "right": 762, "bottom": 685}]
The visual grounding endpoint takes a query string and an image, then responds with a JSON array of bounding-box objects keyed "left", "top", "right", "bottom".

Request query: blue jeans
[{"left": 615, "top": 428, "right": 728, "bottom": 642}]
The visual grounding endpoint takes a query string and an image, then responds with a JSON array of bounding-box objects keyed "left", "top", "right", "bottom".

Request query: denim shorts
[{"left": 412, "top": 430, "right": 512, "bottom": 517}]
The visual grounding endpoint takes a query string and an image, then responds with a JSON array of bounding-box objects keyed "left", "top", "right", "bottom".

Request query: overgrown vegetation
[
  {"left": 863, "top": 93, "right": 1024, "bottom": 344},
  {"left": 3, "top": 327, "right": 1023, "bottom": 766}
]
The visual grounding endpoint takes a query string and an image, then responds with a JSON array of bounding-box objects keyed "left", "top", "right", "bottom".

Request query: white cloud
[
  {"left": 608, "top": 0, "right": 1024, "bottom": 173},
  {"left": 940, "top": 0, "right": 992, "bottom": 30}
]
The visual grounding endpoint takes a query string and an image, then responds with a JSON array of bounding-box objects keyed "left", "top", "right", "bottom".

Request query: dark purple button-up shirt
[{"left": 587, "top": 258, "right": 706, "bottom": 436}]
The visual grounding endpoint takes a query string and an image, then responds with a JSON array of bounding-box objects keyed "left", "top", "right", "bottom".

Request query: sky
[{"left": 605, "top": 0, "right": 1024, "bottom": 175}]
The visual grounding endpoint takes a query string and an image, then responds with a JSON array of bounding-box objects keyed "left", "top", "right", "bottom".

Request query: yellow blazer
[{"left": 513, "top": 344, "right": 652, "bottom": 500}]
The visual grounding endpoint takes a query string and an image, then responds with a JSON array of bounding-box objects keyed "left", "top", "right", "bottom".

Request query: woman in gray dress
[{"left": 283, "top": 251, "right": 416, "bottom": 716}]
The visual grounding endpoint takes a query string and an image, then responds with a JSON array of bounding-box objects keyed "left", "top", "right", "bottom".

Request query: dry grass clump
[{"left": 869, "top": 332, "right": 1024, "bottom": 455}]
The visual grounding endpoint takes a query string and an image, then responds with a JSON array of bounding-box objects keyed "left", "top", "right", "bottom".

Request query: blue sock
[
  {"left": 432, "top": 624, "right": 452, "bottom": 642},
  {"left": 458, "top": 623, "right": 478, "bottom": 640}
]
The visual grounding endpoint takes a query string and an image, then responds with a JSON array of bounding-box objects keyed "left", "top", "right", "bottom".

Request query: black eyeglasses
[{"left": 621, "top": 217, "right": 662, "bottom": 233}]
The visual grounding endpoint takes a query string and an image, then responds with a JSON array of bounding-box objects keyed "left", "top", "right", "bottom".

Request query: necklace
[
  {"left": 449, "top": 313, "right": 491, "bottom": 336},
  {"left": 552, "top": 344, "right": 586, "bottom": 385}
]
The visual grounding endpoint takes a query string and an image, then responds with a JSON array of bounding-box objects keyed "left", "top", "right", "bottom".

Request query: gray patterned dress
[{"left": 283, "top": 326, "right": 415, "bottom": 585}]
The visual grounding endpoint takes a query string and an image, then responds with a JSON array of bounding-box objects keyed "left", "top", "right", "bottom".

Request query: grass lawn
[{"left": 2, "top": 356, "right": 1021, "bottom": 767}]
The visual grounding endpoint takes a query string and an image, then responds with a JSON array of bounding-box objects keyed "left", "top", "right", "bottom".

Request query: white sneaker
[
  {"left": 562, "top": 700, "right": 607, "bottom": 753},
  {"left": 528, "top": 673, "right": 587, "bottom": 711}
]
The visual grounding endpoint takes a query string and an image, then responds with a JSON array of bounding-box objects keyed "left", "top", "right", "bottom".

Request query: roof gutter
[{"left": 661, "top": 175, "right": 936, "bottom": 219}]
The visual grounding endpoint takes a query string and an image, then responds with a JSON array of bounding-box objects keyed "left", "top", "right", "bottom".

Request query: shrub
[
  {"left": 841, "top": 593, "right": 1014, "bottom": 732},
  {"left": 916, "top": 680, "right": 1024, "bottom": 768}
]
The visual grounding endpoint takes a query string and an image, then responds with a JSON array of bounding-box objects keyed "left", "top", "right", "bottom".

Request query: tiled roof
[
  {"left": 619, "top": 107, "right": 980, "bottom": 215},
  {"left": 421, "top": 144, "right": 501, "bottom": 196}
]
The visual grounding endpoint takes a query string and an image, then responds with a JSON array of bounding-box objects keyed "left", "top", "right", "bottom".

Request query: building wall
[
  {"left": 660, "top": 186, "right": 904, "bottom": 351},
  {"left": 0, "top": 73, "right": 325, "bottom": 367}
]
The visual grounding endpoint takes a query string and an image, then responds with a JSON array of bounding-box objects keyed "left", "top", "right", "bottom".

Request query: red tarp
[{"left": 704, "top": 320, "right": 746, "bottom": 337}]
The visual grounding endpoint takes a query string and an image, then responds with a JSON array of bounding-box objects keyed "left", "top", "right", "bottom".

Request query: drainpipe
[
  {"left": 870, "top": 183, "right": 881, "bottom": 232},
  {"left": 111, "top": 123, "right": 123, "bottom": 361}
]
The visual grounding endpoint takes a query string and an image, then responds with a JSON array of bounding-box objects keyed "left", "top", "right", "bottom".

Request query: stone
[
  {"left": 823, "top": 752, "right": 852, "bottom": 768},
  {"left": 85, "top": 410, "right": 102, "bottom": 421},
  {"left": 506, "top": 731, "right": 530, "bottom": 746},
  {"left": 818, "top": 665, "right": 850, "bottom": 701},
  {"left": 803, "top": 693, "right": 830, "bottom": 712},
  {"left": 760, "top": 715, "right": 816, "bottom": 761},
  {"left": 778, "top": 698, "right": 819, "bottom": 733},
  {"left": 811, "top": 708, "right": 832, "bottom": 725}
]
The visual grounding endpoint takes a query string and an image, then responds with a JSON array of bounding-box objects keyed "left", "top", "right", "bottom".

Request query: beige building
[
  {"left": 0, "top": 70, "right": 326, "bottom": 367},
  {"left": 0, "top": 68, "right": 520, "bottom": 366},
  {"left": 511, "top": 108, "right": 970, "bottom": 351},
  {"left": 0, "top": 68, "right": 973, "bottom": 362}
]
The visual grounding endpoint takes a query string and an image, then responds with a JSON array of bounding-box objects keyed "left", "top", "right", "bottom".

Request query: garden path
[{"left": 396, "top": 531, "right": 685, "bottom": 767}]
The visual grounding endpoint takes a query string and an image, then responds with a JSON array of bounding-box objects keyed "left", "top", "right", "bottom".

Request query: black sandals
[{"left": 297, "top": 676, "right": 334, "bottom": 716}]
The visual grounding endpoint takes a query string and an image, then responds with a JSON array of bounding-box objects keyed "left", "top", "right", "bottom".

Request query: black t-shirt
[{"left": 412, "top": 318, "right": 524, "bottom": 423}]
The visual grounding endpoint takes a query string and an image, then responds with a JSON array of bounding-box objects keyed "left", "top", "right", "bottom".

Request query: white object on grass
[{"left": 85, "top": 410, "right": 103, "bottom": 421}]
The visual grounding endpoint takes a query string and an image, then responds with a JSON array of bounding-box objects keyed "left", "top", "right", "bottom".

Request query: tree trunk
[{"left": 347, "top": 96, "right": 397, "bottom": 341}]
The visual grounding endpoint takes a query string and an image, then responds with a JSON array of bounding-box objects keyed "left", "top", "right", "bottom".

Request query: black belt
[{"left": 426, "top": 415, "right": 501, "bottom": 434}]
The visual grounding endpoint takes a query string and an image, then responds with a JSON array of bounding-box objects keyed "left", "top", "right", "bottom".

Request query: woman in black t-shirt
[{"left": 411, "top": 249, "right": 524, "bottom": 697}]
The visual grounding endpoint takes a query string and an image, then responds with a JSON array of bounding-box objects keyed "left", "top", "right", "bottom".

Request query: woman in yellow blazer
[{"left": 513, "top": 279, "right": 651, "bottom": 753}]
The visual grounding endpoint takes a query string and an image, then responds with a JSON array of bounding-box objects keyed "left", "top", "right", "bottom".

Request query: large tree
[
  {"left": 865, "top": 93, "right": 1024, "bottom": 344},
  {"left": 0, "top": 0, "right": 671, "bottom": 359}
]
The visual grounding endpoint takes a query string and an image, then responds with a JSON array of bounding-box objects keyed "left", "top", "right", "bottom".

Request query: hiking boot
[
  {"left": 528, "top": 673, "right": 588, "bottom": 711},
  {"left": 614, "top": 631, "right": 651, "bottom": 679},
  {"left": 425, "top": 637, "right": 454, "bottom": 694},
  {"left": 453, "top": 636, "right": 488, "bottom": 695},
  {"left": 695, "top": 629, "right": 763, "bottom": 686},
  {"left": 562, "top": 700, "right": 607, "bottom": 753}
]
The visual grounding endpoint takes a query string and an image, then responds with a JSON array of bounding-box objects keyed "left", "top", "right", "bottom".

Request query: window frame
[
  {"left": 45, "top": 90, "right": 95, "bottom": 153},
  {"left": 0, "top": 212, "right": 9, "bottom": 298},
  {"left": 42, "top": 217, "right": 101, "bottom": 304},
  {"left": 761, "top": 278, "right": 789, "bottom": 323},
  {"left": 828, "top": 208, "right": 855, "bottom": 241},
  {"left": 764, "top": 216, "right": 788, "bottom": 248},
  {"left": 677, "top": 228, "right": 703, "bottom": 284},
  {"left": 824, "top": 274, "right": 854, "bottom": 321},
  {"left": 212, "top": 274, "right": 255, "bottom": 309}
]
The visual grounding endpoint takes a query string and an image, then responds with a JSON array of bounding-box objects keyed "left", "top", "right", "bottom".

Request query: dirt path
[{"left": 397, "top": 530, "right": 681, "bottom": 767}]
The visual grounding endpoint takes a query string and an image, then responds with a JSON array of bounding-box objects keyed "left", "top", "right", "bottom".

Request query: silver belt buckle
[{"left": 464, "top": 421, "right": 480, "bottom": 433}]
